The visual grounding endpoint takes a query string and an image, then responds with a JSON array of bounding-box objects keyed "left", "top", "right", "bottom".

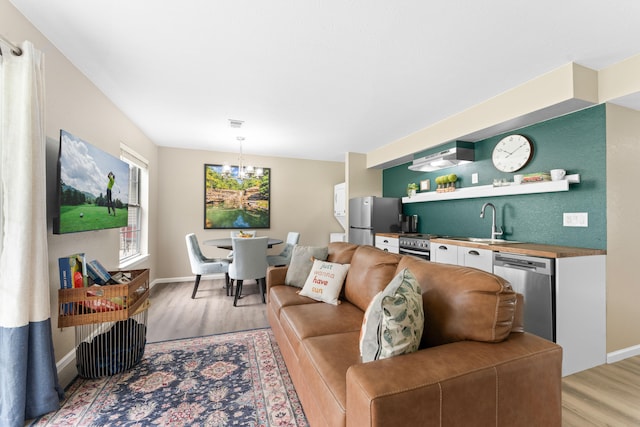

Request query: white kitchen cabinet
[
  {"left": 432, "top": 242, "right": 458, "bottom": 265},
  {"left": 375, "top": 235, "right": 399, "bottom": 254},
  {"left": 334, "top": 182, "right": 346, "bottom": 217},
  {"left": 555, "top": 255, "right": 606, "bottom": 376},
  {"left": 458, "top": 246, "right": 493, "bottom": 273},
  {"left": 433, "top": 242, "right": 492, "bottom": 273}
]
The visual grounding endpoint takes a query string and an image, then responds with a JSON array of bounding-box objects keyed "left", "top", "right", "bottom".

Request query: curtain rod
[{"left": 0, "top": 34, "right": 23, "bottom": 56}]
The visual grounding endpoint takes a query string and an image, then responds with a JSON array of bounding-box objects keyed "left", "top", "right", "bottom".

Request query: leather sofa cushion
[
  {"left": 280, "top": 302, "right": 364, "bottom": 356},
  {"left": 299, "top": 331, "right": 362, "bottom": 427},
  {"left": 327, "top": 241, "right": 358, "bottom": 264},
  {"left": 346, "top": 332, "right": 561, "bottom": 427},
  {"left": 269, "top": 285, "right": 318, "bottom": 318},
  {"left": 397, "top": 256, "right": 516, "bottom": 347},
  {"left": 343, "top": 246, "right": 402, "bottom": 312}
]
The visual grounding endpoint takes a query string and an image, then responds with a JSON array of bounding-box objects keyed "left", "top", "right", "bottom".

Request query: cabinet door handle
[
  {"left": 383, "top": 239, "right": 389, "bottom": 243},
  {"left": 438, "top": 245, "right": 448, "bottom": 250},
  {"left": 468, "top": 250, "right": 480, "bottom": 256}
]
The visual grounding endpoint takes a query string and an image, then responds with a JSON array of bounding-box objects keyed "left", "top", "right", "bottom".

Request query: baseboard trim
[
  {"left": 56, "top": 347, "right": 78, "bottom": 388},
  {"left": 151, "top": 274, "right": 226, "bottom": 287},
  {"left": 607, "top": 344, "right": 640, "bottom": 364}
]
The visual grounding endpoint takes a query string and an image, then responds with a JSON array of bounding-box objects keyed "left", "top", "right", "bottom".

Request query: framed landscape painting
[{"left": 204, "top": 164, "right": 271, "bottom": 229}]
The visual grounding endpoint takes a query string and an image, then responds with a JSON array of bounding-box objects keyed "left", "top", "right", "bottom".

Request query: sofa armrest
[
  {"left": 346, "top": 333, "right": 562, "bottom": 427},
  {"left": 266, "top": 265, "right": 288, "bottom": 293}
]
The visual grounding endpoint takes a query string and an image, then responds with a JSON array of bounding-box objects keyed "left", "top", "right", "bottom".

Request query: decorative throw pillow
[
  {"left": 299, "top": 260, "right": 350, "bottom": 305},
  {"left": 359, "top": 268, "right": 424, "bottom": 362},
  {"left": 284, "top": 245, "right": 329, "bottom": 288}
]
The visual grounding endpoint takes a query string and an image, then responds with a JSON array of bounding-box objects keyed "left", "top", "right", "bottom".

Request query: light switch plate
[
  {"left": 472, "top": 173, "right": 478, "bottom": 184},
  {"left": 563, "top": 212, "right": 588, "bottom": 227}
]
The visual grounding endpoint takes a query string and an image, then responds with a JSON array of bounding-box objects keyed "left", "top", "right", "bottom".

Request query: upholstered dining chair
[
  {"left": 185, "top": 233, "right": 230, "bottom": 299},
  {"left": 226, "top": 230, "right": 257, "bottom": 260},
  {"left": 228, "top": 236, "right": 269, "bottom": 306},
  {"left": 267, "top": 231, "right": 300, "bottom": 266}
]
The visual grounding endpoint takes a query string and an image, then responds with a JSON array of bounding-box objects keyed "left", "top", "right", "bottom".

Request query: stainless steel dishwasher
[{"left": 493, "top": 252, "right": 555, "bottom": 342}]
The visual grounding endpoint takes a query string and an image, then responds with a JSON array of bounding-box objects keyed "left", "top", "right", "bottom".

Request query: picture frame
[
  {"left": 204, "top": 164, "right": 271, "bottom": 229},
  {"left": 420, "top": 179, "right": 430, "bottom": 191}
]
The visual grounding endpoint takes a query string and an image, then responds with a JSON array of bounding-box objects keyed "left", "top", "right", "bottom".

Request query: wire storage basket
[
  {"left": 57, "top": 269, "right": 150, "bottom": 378},
  {"left": 75, "top": 301, "right": 149, "bottom": 378}
]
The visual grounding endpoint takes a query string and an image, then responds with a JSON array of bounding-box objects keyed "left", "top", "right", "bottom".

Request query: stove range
[{"left": 398, "top": 234, "right": 440, "bottom": 260}]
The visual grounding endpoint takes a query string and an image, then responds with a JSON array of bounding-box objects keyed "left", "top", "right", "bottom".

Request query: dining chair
[
  {"left": 228, "top": 236, "right": 269, "bottom": 306},
  {"left": 185, "top": 233, "right": 230, "bottom": 299},
  {"left": 267, "top": 231, "right": 300, "bottom": 266},
  {"left": 226, "top": 230, "right": 257, "bottom": 260}
]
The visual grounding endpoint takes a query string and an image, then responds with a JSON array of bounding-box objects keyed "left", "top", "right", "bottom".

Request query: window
[{"left": 119, "top": 145, "right": 148, "bottom": 265}]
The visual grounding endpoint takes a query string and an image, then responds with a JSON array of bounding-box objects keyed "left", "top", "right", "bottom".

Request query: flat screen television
[{"left": 53, "top": 130, "right": 129, "bottom": 234}]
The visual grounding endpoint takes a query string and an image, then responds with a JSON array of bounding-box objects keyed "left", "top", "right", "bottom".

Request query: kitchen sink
[{"left": 442, "top": 237, "right": 520, "bottom": 245}]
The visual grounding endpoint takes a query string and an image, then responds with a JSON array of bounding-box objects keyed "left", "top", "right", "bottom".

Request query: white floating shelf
[{"left": 402, "top": 178, "right": 574, "bottom": 203}]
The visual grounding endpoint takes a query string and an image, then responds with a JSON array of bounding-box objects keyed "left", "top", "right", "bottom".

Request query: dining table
[{"left": 203, "top": 237, "right": 283, "bottom": 250}]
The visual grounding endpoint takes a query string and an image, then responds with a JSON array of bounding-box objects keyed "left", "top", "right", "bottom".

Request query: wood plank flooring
[
  {"left": 147, "top": 278, "right": 269, "bottom": 342},
  {"left": 149, "top": 278, "right": 640, "bottom": 425},
  {"left": 562, "top": 355, "right": 640, "bottom": 426}
]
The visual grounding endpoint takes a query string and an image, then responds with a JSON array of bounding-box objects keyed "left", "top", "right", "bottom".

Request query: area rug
[{"left": 31, "top": 328, "right": 308, "bottom": 426}]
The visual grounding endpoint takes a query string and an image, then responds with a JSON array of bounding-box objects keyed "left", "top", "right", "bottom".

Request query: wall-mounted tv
[{"left": 53, "top": 130, "right": 129, "bottom": 234}]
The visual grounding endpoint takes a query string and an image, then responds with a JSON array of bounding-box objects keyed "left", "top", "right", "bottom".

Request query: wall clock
[{"left": 492, "top": 134, "right": 533, "bottom": 172}]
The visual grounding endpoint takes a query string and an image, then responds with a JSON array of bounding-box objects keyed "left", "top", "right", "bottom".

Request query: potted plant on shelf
[{"left": 407, "top": 183, "right": 418, "bottom": 197}]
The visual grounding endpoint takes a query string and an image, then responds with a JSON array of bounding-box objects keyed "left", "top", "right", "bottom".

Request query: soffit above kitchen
[{"left": 8, "top": 0, "right": 640, "bottom": 163}]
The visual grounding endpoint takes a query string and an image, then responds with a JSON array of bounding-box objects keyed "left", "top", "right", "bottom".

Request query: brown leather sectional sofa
[{"left": 266, "top": 242, "right": 562, "bottom": 427}]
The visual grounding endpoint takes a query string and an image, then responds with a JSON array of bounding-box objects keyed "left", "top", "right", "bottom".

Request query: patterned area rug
[{"left": 32, "top": 328, "right": 308, "bottom": 426}]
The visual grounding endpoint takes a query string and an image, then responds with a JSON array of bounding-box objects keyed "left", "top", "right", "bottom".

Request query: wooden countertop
[
  {"left": 429, "top": 237, "right": 606, "bottom": 259},
  {"left": 376, "top": 233, "right": 404, "bottom": 238},
  {"left": 374, "top": 233, "right": 606, "bottom": 258}
]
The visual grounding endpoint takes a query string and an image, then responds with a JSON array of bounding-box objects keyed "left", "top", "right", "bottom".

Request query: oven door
[{"left": 399, "top": 247, "right": 430, "bottom": 261}]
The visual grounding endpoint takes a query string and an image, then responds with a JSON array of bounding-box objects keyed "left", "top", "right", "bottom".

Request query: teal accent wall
[{"left": 383, "top": 104, "right": 606, "bottom": 249}]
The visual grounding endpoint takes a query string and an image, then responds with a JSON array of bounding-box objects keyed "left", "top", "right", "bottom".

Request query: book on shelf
[
  {"left": 86, "top": 259, "right": 112, "bottom": 285},
  {"left": 58, "top": 253, "right": 87, "bottom": 289},
  {"left": 111, "top": 271, "right": 132, "bottom": 284}
]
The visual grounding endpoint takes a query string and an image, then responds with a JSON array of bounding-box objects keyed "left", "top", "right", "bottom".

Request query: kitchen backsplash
[{"left": 382, "top": 104, "right": 606, "bottom": 249}]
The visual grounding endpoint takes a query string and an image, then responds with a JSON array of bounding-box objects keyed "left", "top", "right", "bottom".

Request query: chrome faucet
[{"left": 480, "top": 202, "right": 504, "bottom": 240}]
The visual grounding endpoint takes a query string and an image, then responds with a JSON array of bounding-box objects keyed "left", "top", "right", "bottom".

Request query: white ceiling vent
[{"left": 228, "top": 119, "right": 244, "bottom": 128}]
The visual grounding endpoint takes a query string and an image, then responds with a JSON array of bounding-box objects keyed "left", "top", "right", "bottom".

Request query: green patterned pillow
[{"left": 359, "top": 268, "right": 424, "bottom": 362}]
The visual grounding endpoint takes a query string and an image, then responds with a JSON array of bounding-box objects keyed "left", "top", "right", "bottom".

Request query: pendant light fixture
[{"left": 222, "top": 120, "right": 263, "bottom": 180}]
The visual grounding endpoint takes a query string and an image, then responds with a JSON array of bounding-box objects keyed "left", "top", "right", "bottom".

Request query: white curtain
[{"left": 0, "top": 41, "right": 62, "bottom": 427}]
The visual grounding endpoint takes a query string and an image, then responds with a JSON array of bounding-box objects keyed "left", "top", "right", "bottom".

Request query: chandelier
[{"left": 222, "top": 120, "right": 263, "bottom": 180}]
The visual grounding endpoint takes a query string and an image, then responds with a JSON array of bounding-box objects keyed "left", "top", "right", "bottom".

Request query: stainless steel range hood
[{"left": 408, "top": 144, "right": 474, "bottom": 172}]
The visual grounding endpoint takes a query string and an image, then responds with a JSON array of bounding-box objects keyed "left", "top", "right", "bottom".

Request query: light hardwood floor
[
  {"left": 149, "top": 278, "right": 640, "bottom": 425},
  {"left": 562, "top": 355, "right": 640, "bottom": 426},
  {"left": 147, "top": 278, "right": 269, "bottom": 342}
]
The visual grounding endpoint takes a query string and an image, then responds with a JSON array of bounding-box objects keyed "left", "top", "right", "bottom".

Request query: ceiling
[{"left": 10, "top": 0, "right": 640, "bottom": 163}]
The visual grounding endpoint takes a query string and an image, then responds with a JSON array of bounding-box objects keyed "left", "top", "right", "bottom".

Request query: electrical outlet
[
  {"left": 472, "top": 173, "right": 478, "bottom": 184},
  {"left": 563, "top": 212, "right": 588, "bottom": 227}
]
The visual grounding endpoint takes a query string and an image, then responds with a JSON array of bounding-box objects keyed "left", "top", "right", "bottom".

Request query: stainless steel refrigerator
[{"left": 348, "top": 196, "right": 401, "bottom": 246}]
